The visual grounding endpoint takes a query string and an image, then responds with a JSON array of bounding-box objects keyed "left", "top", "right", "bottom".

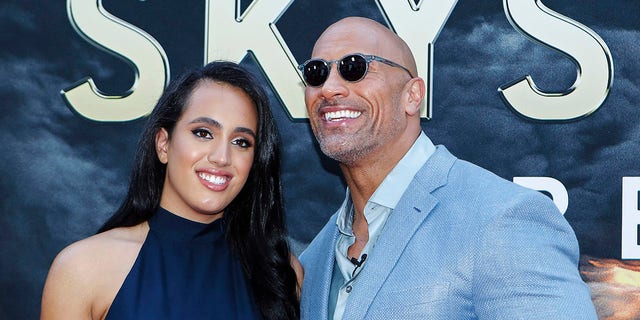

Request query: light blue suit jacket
[{"left": 300, "top": 146, "right": 596, "bottom": 319}]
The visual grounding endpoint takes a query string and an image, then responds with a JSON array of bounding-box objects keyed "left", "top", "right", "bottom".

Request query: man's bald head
[{"left": 312, "top": 17, "right": 417, "bottom": 77}]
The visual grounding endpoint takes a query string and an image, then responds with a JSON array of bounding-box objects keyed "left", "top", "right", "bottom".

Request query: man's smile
[{"left": 323, "top": 110, "right": 362, "bottom": 122}]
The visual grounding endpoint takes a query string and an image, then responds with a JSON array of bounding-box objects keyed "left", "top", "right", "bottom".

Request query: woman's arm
[
  {"left": 290, "top": 253, "right": 304, "bottom": 299},
  {"left": 41, "top": 242, "right": 95, "bottom": 320}
]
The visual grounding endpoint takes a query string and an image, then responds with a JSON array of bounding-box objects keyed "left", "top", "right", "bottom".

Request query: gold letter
[
  {"left": 63, "top": 0, "right": 169, "bottom": 122},
  {"left": 205, "top": 0, "right": 304, "bottom": 118},
  {"left": 376, "top": 0, "right": 459, "bottom": 119},
  {"left": 499, "top": 0, "right": 613, "bottom": 121}
]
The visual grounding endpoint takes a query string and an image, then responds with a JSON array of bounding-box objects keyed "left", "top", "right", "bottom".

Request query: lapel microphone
[
  {"left": 349, "top": 254, "right": 367, "bottom": 267},
  {"left": 349, "top": 254, "right": 368, "bottom": 278}
]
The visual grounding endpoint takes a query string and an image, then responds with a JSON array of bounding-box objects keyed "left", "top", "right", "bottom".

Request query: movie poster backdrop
[{"left": 1, "top": 0, "right": 639, "bottom": 318}]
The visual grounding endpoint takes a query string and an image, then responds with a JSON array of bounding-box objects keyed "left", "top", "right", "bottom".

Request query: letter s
[
  {"left": 499, "top": 0, "right": 613, "bottom": 121},
  {"left": 63, "top": 0, "right": 169, "bottom": 122}
]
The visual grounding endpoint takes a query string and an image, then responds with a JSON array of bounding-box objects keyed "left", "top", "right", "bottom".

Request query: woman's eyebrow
[
  {"left": 189, "top": 117, "right": 221, "bottom": 129},
  {"left": 190, "top": 116, "right": 255, "bottom": 137},
  {"left": 234, "top": 127, "right": 256, "bottom": 138}
]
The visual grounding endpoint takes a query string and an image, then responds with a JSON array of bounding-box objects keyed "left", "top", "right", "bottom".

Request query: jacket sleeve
[{"left": 472, "top": 191, "right": 597, "bottom": 320}]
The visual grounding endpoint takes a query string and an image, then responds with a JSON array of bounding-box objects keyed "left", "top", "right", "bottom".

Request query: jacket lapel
[
  {"left": 342, "top": 146, "right": 456, "bottom": 318},
  {"left": 301, "top": 222, "right": 340, "bottom": 320}
]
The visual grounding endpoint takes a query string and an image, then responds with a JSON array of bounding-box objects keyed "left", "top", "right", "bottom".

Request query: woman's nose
[{"left": 207, "top": 142, "right": 230, "bottom": 166}]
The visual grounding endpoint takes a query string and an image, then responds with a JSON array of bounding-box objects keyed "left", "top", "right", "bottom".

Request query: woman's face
[{"left": 156, "top": 81, "right": 258, "bottom": 223}]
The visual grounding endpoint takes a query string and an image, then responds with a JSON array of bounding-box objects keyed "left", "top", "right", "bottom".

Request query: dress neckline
[{"left": 148, "top": 207, "right": 225, "bottom": 243}]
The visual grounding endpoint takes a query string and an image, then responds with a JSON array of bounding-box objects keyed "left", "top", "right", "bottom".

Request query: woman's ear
[
  {"left": 155, "top": 128, "right": 170, "bottom": 164},
  {"left": 404, "top": 77, "right": 425, "bottom": 117}
]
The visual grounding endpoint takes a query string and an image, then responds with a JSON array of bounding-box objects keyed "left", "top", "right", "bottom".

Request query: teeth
[
  {"left": 324, "top": 110, "right": 361, "bottom": 122},
  {"left": 198, "top": 172, "right": 227, "bottom": 185}
]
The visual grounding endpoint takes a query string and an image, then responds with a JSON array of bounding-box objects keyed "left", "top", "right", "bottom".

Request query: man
[{"left": 298, "top": 17, "right": 596, "bottom": 319}]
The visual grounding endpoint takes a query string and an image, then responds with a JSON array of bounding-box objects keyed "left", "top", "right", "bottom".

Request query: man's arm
[{"left": 473, "top": 191, "right": 597, "bottom": 319}]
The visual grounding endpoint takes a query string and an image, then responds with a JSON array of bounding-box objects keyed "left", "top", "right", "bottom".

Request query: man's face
[{"left": 304, "top": 25, "right": 411, "bottom": 165}]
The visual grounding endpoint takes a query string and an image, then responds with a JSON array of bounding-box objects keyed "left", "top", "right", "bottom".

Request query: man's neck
[
  {"left": 340, "top": 130, "right": 421, "bottom": 215},
  {"left": 347, "top": 209, "right": 369, "bottom": 260}
]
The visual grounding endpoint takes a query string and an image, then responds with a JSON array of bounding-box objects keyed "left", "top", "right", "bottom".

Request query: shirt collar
[
  {"left": 370, "top": 132, "right": 435, "bottom": 209},
  {"left": 336, "top": 191, "right": 354, "bottom": 236},
  {"left": 336, "top": 132, "right": 436, "bottom": 232}
]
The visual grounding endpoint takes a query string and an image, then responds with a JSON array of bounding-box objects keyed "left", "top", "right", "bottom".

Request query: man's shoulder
[{"left": 420, "top": 146, "right": 553, "bottom": 207}]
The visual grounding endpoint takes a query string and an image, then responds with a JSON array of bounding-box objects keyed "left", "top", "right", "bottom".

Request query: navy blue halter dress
[{"left": 105, "top": 207, "right": 261, "bottom": 319}]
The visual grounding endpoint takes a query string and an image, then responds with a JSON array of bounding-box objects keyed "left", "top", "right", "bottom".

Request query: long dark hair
[{"left": 99, "top": 61, "right": 299, "bottom": 319}]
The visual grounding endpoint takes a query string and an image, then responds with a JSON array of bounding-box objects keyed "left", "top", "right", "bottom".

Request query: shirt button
[{"left": 346, "top": 285, "right": 352, "bottom": 293}]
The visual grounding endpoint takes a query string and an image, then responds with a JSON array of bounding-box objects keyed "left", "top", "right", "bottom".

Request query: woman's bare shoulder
[
  {"left": 41, "top": 223, "right": 149, "bottom": 320},
  {"left": 53, "top": 224, "right": 148, "bottom": 271}
]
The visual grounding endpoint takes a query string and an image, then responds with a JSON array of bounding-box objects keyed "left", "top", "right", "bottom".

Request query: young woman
[{"left": 41, "top": 61, "right": 302, "bottom": 319}]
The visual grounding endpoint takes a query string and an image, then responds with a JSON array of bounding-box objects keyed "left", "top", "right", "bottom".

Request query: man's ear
[
  {"left": 155, "top": 128, "right": 170, "bottom": 164},
  {"left": 404, "top": 77, "right": 425, "bottom": 117}
]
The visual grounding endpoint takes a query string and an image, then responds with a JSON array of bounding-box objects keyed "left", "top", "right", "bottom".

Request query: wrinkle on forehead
[{"left": 312, "top": 17, "right": 417, "bottom": 76}]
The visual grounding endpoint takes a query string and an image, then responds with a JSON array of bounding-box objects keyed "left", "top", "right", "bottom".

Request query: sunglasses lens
[
  {"left": 303, "top": 60, "right": 329, "bottom": 87},
  {"left": 338, "top": 55, "right": 368, "bottom": 82}
]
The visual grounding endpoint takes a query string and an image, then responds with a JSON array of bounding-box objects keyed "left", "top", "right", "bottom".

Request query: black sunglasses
[{"left": 298, "top": 53, "right": 414, "bottom": 87}]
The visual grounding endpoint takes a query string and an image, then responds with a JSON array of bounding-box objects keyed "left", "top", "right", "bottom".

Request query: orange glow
[{"left": 580, "top": 255, "right": 640, "bottom": 320}]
